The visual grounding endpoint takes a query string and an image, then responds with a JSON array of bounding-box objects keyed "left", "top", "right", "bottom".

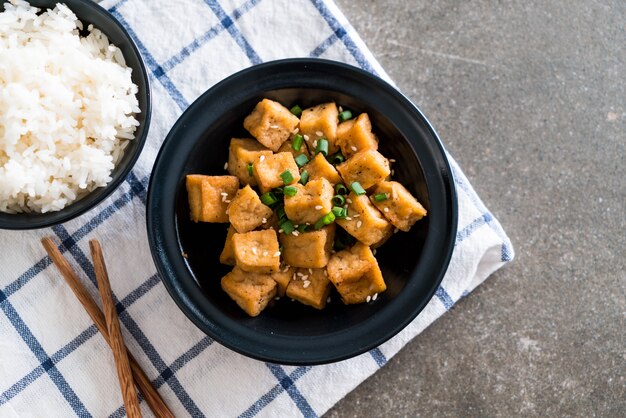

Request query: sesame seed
[
  {"left": 366, "top": 295, "right": 372, "bottom": 302},
  {"left": 313, "top": 140, "right": 318, "bottom": 148},
  {"left": 263, "top": 251, "right": 268, "bottom": 257},
  {"left": 372, "top": 249, "right": 377, "bottom": 255},
  {"left": 292, "top": 230, "right": 300, "bottom": 236},
  {"left": 252, "top": 247, "right": 257, "bottom": 255},
  {"left": 294, "top": 224, "right": 299, "bottom": 228},
  {"left": 262, "top": 217, "right": 267, "bottom": 223},
  {"left": 315, "top": 130, "right": 323, "bottom": 137},
  {"left": 292, "top": 273, "right": 297, "bottom": 280},
  {"left": 259, "top": 155, "right": 265, "bottom": 162},
  {"left": 303, "top": 134, "right": 310, "bottom": 141},
  {"left": 353, "top": 214, "right": 360, "bottom": 218},
  {"left": 274, "top": 251, "right": 281, "bottom": 257},
  {"left": 315, "top": 205, "right": 323, "bottom": 210},
  {"left": 297, "top": 272, "right": 304, "bottom": 277},
  {"left": 293, "top": 127, "right": 299, "bottom": 134},
  {"left": 224, "top": 199, "right": 231, "bottom": 203},
  {"left": 327, "top": 296, "right": 332, "bottom": 303},
  {"left": 278, "top": 229, "right": 284, "bottom": 234},
  {"left": 394, "top": 228, "right": 399, "bottom": 234},
  {"left": 351, "top": 146, "right": 357, "bottom": 152},
  {"left": 221, "top": 192, "right": 228, "bottom": 196},
  {"left": 282, "top": 265, "right": 290, "bottom": 272},
  {"left": 308, "top": 268, "right": 313, "bottom": 274},
  {"left": 372, "top": 293, "right": 378, "bottom": 301},
  {"left": 345, "top": 216, "right": 352, "bottom": 221},
  {"left": 323, "top": 270, "right": 328, "bottom": 276},
  {"left": 389, "top": 158, "right": 396, "bottom": 163},
  {"left": 338, "top": 105, "right": 343, "bottom": 112},
  {"left": 384, "top": 207, "right": 389, "bottom": 213},
  {"left": 391, "top": 169, "right": 395, "bottom": 176},
  {"left": 346, "top": 199, "right": 352, "bottom": 204},
  {"left": 270, "top": 125, "right": 279, "bottom": 129},
  {"left": 301, "top": 275, "right": 309, "bottom": 280},
  {"left": 224, "top": 162, "right": 228, "bottom": 170},
  {"left": 356, "top": 221, "right": 362, "bottom": 228},
  {"left": 305, "top": 223, "right": 310, "bottom": 226},
  {"left": 303, "top": 280, "right": 311, "bottom": 288}
]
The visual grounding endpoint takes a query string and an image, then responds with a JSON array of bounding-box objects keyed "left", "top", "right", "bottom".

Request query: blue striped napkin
[{"left": 0, "top": 0, "right": 514, "bottom": 416}]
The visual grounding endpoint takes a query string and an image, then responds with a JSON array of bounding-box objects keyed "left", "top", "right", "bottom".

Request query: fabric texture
[{"left": 0, "top": 0, "right": 514, "bottom": 416}]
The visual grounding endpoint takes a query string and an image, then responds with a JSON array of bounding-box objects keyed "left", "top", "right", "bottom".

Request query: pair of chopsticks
[{"left": 42, "top": 237, "right": 175, "bottom": 418}]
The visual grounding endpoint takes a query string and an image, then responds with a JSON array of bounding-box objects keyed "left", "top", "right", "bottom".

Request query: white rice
[{"left": 0, "top": 0, "right": 140, "bottom": 213}]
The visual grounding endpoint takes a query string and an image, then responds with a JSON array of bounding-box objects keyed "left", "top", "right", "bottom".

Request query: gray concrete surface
[{"left": 326, "top": 0, "right": 625, "bottom": 416}]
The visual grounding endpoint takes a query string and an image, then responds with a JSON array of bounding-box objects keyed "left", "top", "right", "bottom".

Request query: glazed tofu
[
  {"left": 219, "top": 225, "right": 237, "bottom": 265},
  {"left": 286, "top": 268, "right": 332, "bottom": 309},
  {"left": 243, "top": 99, "right": 299, "bottom": 151},
  {"left": 329, "top": 261, "right": 386, "bottom": 305},
  {"left": 336, "top": 113, "right": 379, "bottom": 158},
  {"left": 232, "top": 229, "right": 281, "bottom": 273},
  {"left": 221, "top": 267, "right": 277, "bottom": 317},
  {"left": 277, "top": 137, "right": 310, "bottom": 159},
  {"left": 370, "top": 181, "right": 427, "bottom": 232},
  {"left": 336, "top": 149, "right": 390, "bottom": 190},
  {"left": 299, "top": 102, "right": 339, "bottom": 154},
  {"left": 280, "top": 225, "right": 335, "bottom": 268},
  {"left": 335, "top": 192, "right": 393, "bottom": 246},
  {"left": 284, "top": 178, "right": 334, "bottom": 225},
  {"left": 302, "top": 153, "right": 343, "bottom": 185},
  {"left": 227, "top": 138, "right": 272, "bottom": 186},
  {"left": 186, "top": 175, "right": 239, "bottom": 222},
  {"left": 253, "top": 152, "right": 300, "bottom": 193},
  {"left": 271, "top": 265, "right": 296, "bottom": 297},
  {"left": 227, "top": 185, "right": 274, "bottom": 233},
  {"left": 327, "top": 242, "right": 377, "bottom": 283}
]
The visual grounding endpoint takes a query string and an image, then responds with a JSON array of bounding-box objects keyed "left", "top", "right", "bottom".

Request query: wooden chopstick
[
  {"left": 41, "top": 237, "right": 175, "bottom": 418},
  {"left": 90, "top": 240, "right": 142, "bottom": 418}
]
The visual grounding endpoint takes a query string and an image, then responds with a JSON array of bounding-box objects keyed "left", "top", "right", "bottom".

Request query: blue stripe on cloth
[
  {"left": 51, "top": 226, "right": 204, "bottom": 418},
  {"left": 309, "top": 31, "right": 342, "bottom": 57},
  {"left": 265, "top": 364, "right": 317, "bottom": 418},
  {"left": 107, "top": 9, "right": 190, "bottom": 110},
  {"left": 239, "top": 366, "right": 311, "bottom": 418},
  {"left": 202, "top": 0, "right": 263, "bottom": 65},
  {"left": 369, "top": 347, "right": 387, "bottom": 367},
  {"left": 309, "top": 0, "right": 378, "bottom": 76},
  {"left": 0, "top": 291, "right": 92, "bottom": 417},
  {"left": 435, "top": 286, "right": 454, "bottom": 310},
  {"left": 161, "top": 0, "right": 262, "bottom": 73},
  {"left": 457, "top": 213, "right": 493, "bottom": 243}
]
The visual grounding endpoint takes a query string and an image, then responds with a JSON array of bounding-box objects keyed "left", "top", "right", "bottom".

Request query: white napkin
[{"left": 0, "top": 0, "right": 514, "bottom": 416}]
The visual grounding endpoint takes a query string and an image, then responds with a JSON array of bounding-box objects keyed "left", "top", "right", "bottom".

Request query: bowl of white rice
[{"left": 0, "top": 0, "right": 150, "bottom": 229}]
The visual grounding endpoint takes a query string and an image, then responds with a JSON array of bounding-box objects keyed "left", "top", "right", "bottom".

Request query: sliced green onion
[
  {"left": 329, "top": 152, "right": 345, "bottom": 164},
  {"left": 294, "top": 154, "right": 309, "bottom": 167},
  {"left": 297, "top": 224, "right": 308, "bottom": 233},
  {"left": 315, "top": 138, "right": 329, "bottom": 156},
  {"left": 246, "top": 163, "right": 254, "bottom": 176},
  {"left": 332, "top": 195, "right": 346, "bottom": 206},
  {"left": 283, "top": 185, "right": 298, "bottom": 197},
  {"left": 279, "top": 243, "right": 284, "bottom": 253},
  {"left": 350, "top": 181, "right": 366, "bottom": 196},
  {"left": 280, "top": 169, "right": 294, "bottom": 184},
  {"left": 374, "top": 193, "right": 388, "bottom": 202},
  {"left": 335, "top": 183, "right": 348, "bottom": 195},
  {"left": 338, "top": 110, "right": 353, "bottom": 122},
  {"left": 292, "top": 134, "right": 304, "bottom": 150},
  {"left": 299, "top": 170, "right": 309, "bottom": 185},
  {"left": 277, "top": 205, "right": 286, "bottom": 220},
  {"left": 314, "top": 212, "right": 335, "bottom": 229},
  {"left": 260, "top": 192, "right": 278, "bottom": 206},
  {"left": 280, "top": 219, "right": 295, "bottom": 234},
  {"left": 332, "top": 206, "right": 347, "bottom": 218},
  {"left": 290, "top": 105, "right": 303, "bottom": 117}
]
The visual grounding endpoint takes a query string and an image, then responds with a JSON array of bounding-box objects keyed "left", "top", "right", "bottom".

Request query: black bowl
[
  {"left": 147, "top": 59, "right": 456, "bottom": 365},
  {"left": 0, "top": 0, "right": 150, "bottom": 229}
]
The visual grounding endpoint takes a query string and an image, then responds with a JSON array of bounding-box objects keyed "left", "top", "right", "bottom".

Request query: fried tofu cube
[
  {"left": 227, "top": 185, "right": 274, "bottom": 233},
  {"left": 302, "top": 153, "right": 343, "bottom": 185},
  {"left": 232, "top": 229, "right": 281, "bottom": 273},
  {"left": 327, "top": 242, "right": 377, "bottom": 283},
  {"left": 336, "top": 113, "right": 379, "bottom": 158},
  {"left": 227, "top": 138, "right": 273, "bottom": 186},
  {"left": 335, "top": 192, "right": 393, "bottom": 246},
  {"left": 221, "top": 267, "right": 277, "bottom": 316},
  {"left": 336, "top": 149, "right": 390, "bottom": 190},
  {"left": 280, "top": 225, "right": 335, "bottom": 268},
  {"left": 284, "top": 178, "right": 334, "bottom": 225},
  {"left": 277, "top": 137, "right": 310, "bottom": 159},
  {"left": 328, "top": 261, "right": 386, "bottom": 305},
  {"left": 271, "top": 265, "right": 296, "bottom": 297},
  {"left": 286, "top": 268, "right": 332, "bottom": 309},
  {"left": 243, "top": 99, "right": 299, "bottom": 151},
  {"left": 186, "top": 175, "right": 239, "bottom": 222},
  {"left": 299, "top": 102, "right": 339, "bottom": 154},
  {"left": 253, "top": 152, "right": 300, "bottom": 193},
  {"left": 370, "top": 181, "right": 427, "bottom": 232},
  {"left": 219, "top": 225, "right": 237, "bottom": 265}
]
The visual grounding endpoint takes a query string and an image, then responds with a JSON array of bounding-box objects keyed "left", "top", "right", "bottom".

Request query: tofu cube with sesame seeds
[
  {"left": 227, "top": 185, "right": 274, "bottom": 233},
  {"left": 243, "top": 99, "right": 300, "bottom": 151},
  {"left": 336, "top": 113, "right": 379, "bottom": 158},
  {"left": 252, "top": 152, "right": 301, "bottom": 193},
  {"left": 219, "top": 225, "right": 237, "bottom": 265},
  {"left": 284, "top": 178, "right": 334, "bottom": 224},
  {"left": 232, "top": 229, "right": 281, "bottom": 273},
  {"left": 279, "top": 224, "right": 335, "bottom": 268},
  {"left": 302, "top": 153, "right": 343, "bottom": 185},
  {"left": 336, "top": 149, "right": 390, "bottom": 190},
  {"left": 327, "top": 242, "right": 377, "bottom": 283},
  {"left": 299, "top": 102, "right": 339, "bottom": 154},
  {"left": 221, "top": 267, "right": 277, "bottom": 317},
  {"left": 186, "top": 174, "right": 239, "bottom": 223},
  {"left": 271, "top": 265, "right": 296, "bottom": 297},
  {"left": 370, "top": 181, "right": 427, "bottom": 232},
  {"left": 286, "top": 268, "right": 332, "bottom": 309},
  {"left": 227, "top": 138, "right": 273, "bottom": 186},
  {"left": 328, "top": 260, "right": 386, "bottom": 305},
  {"left": 277, "top": 137, "right": 311, "bottom": 159},
  {"left": 335, "top": 192, "right": 393, "bottom": 246}
]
